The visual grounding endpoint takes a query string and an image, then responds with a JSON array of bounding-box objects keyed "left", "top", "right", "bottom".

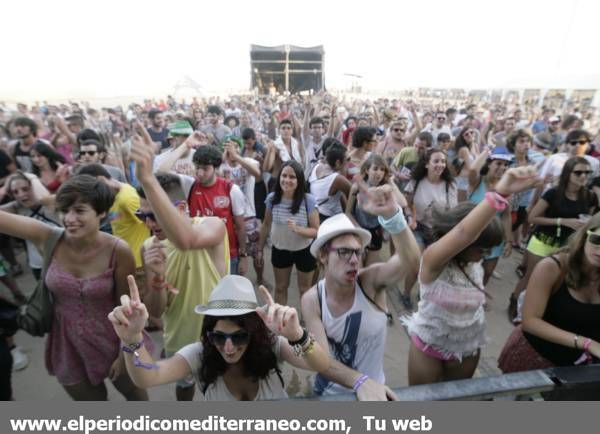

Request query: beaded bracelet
[{"left": 121, "top": 340, "right": 158, "bottom": 370}]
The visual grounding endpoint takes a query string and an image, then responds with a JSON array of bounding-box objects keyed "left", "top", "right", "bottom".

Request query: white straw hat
[
  {"left": 194, "top": 275, "right": 259, "bottom": 316},
  {"left": 310, "top": 214, "right": 371, "bottom": 258}
]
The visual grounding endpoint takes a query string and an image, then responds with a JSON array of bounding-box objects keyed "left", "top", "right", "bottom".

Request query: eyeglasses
[
  {"left": 572, "top": 170, "right": 592, "bottom": 177},
  {"left": 569, "top": 140, "right": 589, "bottom": 146},
  {"left": 79, "top": 150, "right": 97, "bottom": 156},
  {"left": 329, "top": 247, "right": 366, "bottom": 262},
  {"left": 207, "top": 330, "right": 250, "bottom": 347},
  {"left": 392, "top": 128, "right": 403, "bottom": 132}
]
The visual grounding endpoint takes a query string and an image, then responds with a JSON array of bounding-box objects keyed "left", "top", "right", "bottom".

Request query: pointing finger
[{"left": 127, "top": 275, "right": 141, "bottom": 304}]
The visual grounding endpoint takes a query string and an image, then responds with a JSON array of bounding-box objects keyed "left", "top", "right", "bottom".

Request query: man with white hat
[{"left": 301, "top": 181, "right": 420, "bottom": 400}]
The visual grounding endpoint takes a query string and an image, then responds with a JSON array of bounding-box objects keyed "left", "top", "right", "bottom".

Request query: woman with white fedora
[{"left": 108, "top": 274, "right": 330, "bottom": 401}]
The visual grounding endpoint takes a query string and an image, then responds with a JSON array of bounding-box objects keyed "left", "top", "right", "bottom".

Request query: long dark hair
[
  {"left": 272, "top": 160, "right": 306, "bottom": 214},
  {"left": 198, "top": 313, "right": 280, "bottom": 394},
  {"left": 453, "top": 126, "right": 474, "bottom": 153},
  {"left": 554, "top": 157, "right": 592, "bottom": 209},
  {"left": 564, "top": 213, "right": 600, "bottom": 290},
  {"left": 31, "top": 142, "right": 66, "bottom": 175},
  {"left": 411, "top": 149, "right": 454, "bottom": 186}
]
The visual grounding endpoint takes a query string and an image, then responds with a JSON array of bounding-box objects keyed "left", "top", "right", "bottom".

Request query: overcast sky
[{"left": 2, "top": 0, "right": 599, "bottom": 101}]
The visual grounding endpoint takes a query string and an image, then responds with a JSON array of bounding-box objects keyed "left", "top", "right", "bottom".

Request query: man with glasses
[
  {"left": 376, "top": 113, "right": 421, "bottom": 167},
  {"left": 302, "top": 182, "right": 420, "bottom": 400},
  {"left": 131, "top": 135, "right": 229, "bottom": 401},
  {"left": 78, "top": 139, "right": 127, "bottom": 182},
  {"left": 421, "top": 111, "right": 451, "bottom": 148}
]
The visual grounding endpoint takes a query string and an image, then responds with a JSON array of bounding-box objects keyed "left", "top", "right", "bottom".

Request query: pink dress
[{"left": 44, "top": 239, "right": 120, "bottom": 386}]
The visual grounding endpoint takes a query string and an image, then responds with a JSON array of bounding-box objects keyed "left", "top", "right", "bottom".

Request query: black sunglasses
[
  {"left": 569, "top": 140, "right": 589, "bottom": 146},
  {"left": 573, "top": 170, "right": 592, "bottom": 177},
  {"left": 135, "top": 210, "right": 156, "bottom": 221},
  {"left": 79, "top": 150, "right": 97, "bottom": 156},
  {"left": 207, "top": 331, "right": 250, "bottom": 347}
]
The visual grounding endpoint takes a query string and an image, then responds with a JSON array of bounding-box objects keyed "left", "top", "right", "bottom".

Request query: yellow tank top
[{"left": 145, "top": 217, "right": 229, "bottom": 353}]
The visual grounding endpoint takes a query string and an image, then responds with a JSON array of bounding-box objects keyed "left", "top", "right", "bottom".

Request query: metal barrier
[{"left": 304, "top": 365, "right": 600, "bottom": 401}]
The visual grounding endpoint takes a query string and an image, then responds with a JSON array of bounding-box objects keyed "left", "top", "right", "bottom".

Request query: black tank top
[{"left": 524, "top": 256, "right": 600, "bottom": 366}]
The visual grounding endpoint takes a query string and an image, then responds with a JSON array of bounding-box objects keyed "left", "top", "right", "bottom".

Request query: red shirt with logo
[{"left": 187, "top": 177, "right": 238, "bottom": 257}]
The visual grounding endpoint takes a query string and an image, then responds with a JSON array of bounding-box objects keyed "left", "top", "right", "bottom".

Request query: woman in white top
[
  {"left": 403, "top": 166, "right": 541, "bottom": 385},
  {"left": 402, "top": 149, "right": 458, "bottom": 308},
  {"left": 108, "top": 274, "right": 330, "bottom": 401},
  {"left": 309, "top": 139, "right": 352, "bottom": 222}
]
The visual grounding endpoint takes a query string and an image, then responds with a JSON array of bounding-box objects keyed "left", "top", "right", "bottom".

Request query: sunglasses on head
[
  {"left": 569, "top": 140, "right": 589, "bottom": 146},
  {"left": 79, "top": 150, "right": 97, "bottom": 156},
  {"left": 207, "top": 330, "right": 250, "bottom": 347},
  {"left": 573, "top": 170, "right": 592, "bottom": 177},
  {"left": 587, "top": 230, "right": 600, "bottom": 246}
]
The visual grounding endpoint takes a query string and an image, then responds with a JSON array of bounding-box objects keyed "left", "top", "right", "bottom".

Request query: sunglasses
[
  {"left": 329, "top": 247, "right": 366, "bottom": 262},
  {"left": 437, "top": 117, "right": 446, "bottom": 121},
  {"left": 587, "top": 230, "right": 600, "bottom": 246},
  {"left": 569, "top": 140, "right": 589, "bottom": 146},
  {"left": 573, "top": 170, "right": 592, "bottom": 177},
  {"left": 207, "top": 330, "right": 250, "bottom": 347},
  {"left": 79, "top": 150, "right": 97, "bottom": 156},
  {"left": 134, "top": 210, "right": 156, "bottom": 222},
  {"left": 392, "top": 128, "right": 403, "bottom": 132}
]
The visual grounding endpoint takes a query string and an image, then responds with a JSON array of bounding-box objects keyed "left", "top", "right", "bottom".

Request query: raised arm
[
  {"left": 108, "top": 276, "right": 193, "bottom": 388},
  {"left": 0, "top": 210, "right": 53, "bottom": 253},
  {"left": 130, "top": 134, "right": 225, "bottom": 251},
  {"left": 421, "top": 166, "right": 542, "bottom": 283}
]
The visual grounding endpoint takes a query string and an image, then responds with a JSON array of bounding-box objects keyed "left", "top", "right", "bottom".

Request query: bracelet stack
[{"left": 288, "top": 328, "right": 315, "bottom": 358}]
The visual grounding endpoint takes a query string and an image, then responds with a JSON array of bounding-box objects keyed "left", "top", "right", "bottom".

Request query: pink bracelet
[
  {"left": 352, "top": 374, "right": 369, "bottom": 392},
  {"left": 574, "top": 337, "right": 593, "bottom": 365},
  {"left": 484, "top": 191, "right": 509, "bottom": 211}
]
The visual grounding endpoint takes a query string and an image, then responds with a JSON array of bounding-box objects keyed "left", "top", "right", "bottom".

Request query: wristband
[
  {"left": 574, "top": 337, "right": 593, "bottom": 365},
  {"left": 377, "top": 208, "right": 407, "bottom": 234},
  {"left": 121, "top": 340, "right": 158, "bottom": 370},
  {"left": 288, "top": 327, "right": 308, "bottom": 346},
  {"left": 352, "top": 374, "right": 369, "bottom": 392},
  {"left": 484, "top": 191, "right": 509, "bottom": 212}
]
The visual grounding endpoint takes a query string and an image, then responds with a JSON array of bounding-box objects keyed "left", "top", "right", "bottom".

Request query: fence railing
[{"left": 300, "top": 365, "right": 600, "bottom": 401}]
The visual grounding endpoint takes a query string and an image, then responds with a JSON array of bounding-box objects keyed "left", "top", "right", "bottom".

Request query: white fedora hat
[
  {"left": 195, "top": 275, "right": 259, "bottom": 316},
  {"left": 310, "top": 214, "right": 371, "bottom": 258}
]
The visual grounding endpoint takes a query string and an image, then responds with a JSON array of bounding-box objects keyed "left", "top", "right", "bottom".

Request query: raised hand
[
  {"left": 184, "top": 131, "right": 209, "bottom": 150},
  {"left": 494, "top": 166, "right": 542, "bottom": 197},
  {"left": 354, "top": 175, "right": 399, "bottom": 219},
  {"left": 108, "top": 275, "right": 148, "bottom": 343},
  {"left": 143, "top": 237, "right": 166, "bottom": 276},
  {"left": 255, "top": 285, "right": 303, "bottom": 342},
  {"left": 130, "top": 134, "right": 155, "bottom": 182}
]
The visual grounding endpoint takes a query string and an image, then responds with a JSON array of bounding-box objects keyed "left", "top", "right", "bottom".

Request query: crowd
[{"left": 0, "top": 91, "right": 599, "bottom": 401}]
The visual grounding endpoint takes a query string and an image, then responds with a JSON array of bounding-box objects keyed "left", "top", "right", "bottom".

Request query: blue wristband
[{"left": 377, "top": 208, "right": 407, "bottom": 234}]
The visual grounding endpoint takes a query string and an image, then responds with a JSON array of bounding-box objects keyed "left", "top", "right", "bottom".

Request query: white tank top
[
  {"left": 310, "top": 172, "right": 343, "bottom": 217},
  {"left": 314, "top": 279, "right": 387, "bottom": 396}
]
